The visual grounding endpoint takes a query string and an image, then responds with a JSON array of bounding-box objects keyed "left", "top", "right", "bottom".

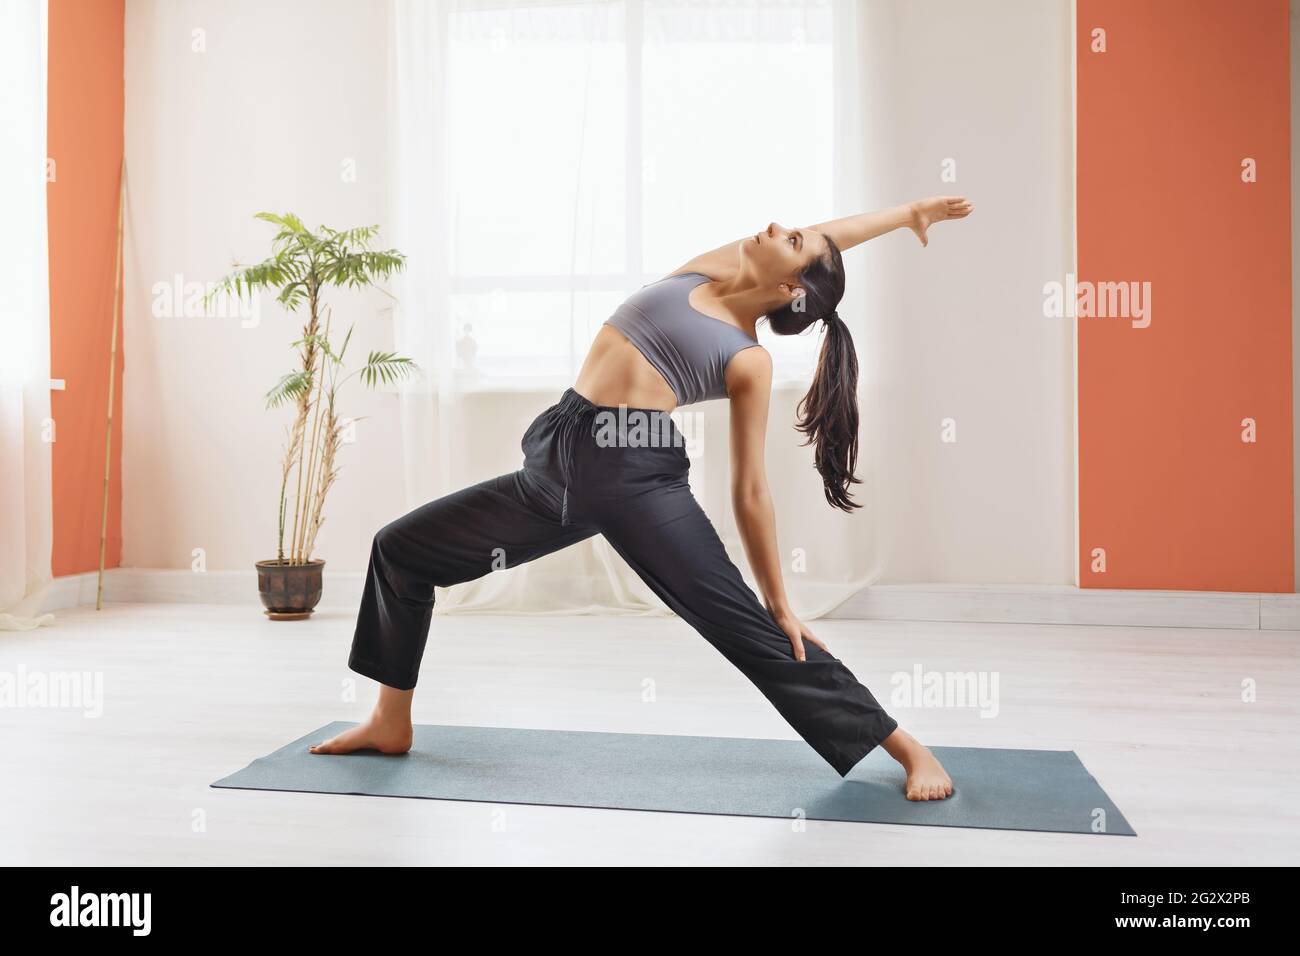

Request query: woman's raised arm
[
  {"left": 669, "top": 196, "right": 974, "bottom": 279},
  {"left": 808, "top": 195, "right": 974, "bottom": 251}
]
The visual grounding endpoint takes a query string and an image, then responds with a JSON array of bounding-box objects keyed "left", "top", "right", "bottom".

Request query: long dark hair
[{"left": 765, "top": 236, "right": 861, "bottom": 511}]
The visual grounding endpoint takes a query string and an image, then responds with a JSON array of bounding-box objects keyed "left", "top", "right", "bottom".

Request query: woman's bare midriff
[{"left": 572, "top": 325, "right": 679, "bottom": 411}]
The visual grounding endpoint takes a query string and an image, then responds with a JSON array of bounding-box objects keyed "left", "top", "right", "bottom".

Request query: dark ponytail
[
  {"left": 765, "top": 236, "right": 862, "bottom": 511},
  {"left": 796, "top": 309, "right": 861, "bottom": 510}
]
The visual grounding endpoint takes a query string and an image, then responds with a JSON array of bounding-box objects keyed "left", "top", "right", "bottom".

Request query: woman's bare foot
[
  {"left": 881, "top": 726, "right": 954, "bottom": 801},
  {"left": 309, "top": 685, "right": 415, "bottom": 755}
]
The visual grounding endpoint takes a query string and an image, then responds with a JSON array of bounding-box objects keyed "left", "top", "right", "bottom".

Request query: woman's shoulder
[
  {"left": 725, "top": 340, "right": 772, "bottom": 380},
  {"left": 723, "top": 345, "right": 772, "bottom": 407},
  {"left": 662, "top": 253, "right": 739, "bottom": 284},
  {"left": 654, "top": 270, "right": 711, "bottom": 283},
  {"left": 659, "top": 268, "right": 721, "bottom": 282}
]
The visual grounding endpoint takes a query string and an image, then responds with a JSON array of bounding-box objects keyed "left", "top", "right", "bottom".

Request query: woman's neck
[{"left": 710, "top": 271, "right": 790, "bottom": 326}]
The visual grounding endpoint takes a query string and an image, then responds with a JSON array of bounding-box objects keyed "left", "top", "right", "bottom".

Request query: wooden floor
[{"left": 2, "top": 602, "right": 1296, "bottom": 865}]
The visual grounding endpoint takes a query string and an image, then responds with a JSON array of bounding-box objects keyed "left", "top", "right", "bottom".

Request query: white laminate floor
[{"left": 1, "top": 602, "right": 1296, "bottom": 866}]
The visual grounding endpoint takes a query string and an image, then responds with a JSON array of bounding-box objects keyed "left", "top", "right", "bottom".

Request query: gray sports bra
[{"left": 603, "top": 272, "right": 761, "bottom": 406}]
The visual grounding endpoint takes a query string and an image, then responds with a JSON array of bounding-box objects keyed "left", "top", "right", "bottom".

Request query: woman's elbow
[{"left": 731, "top": 479, "right": 770, "bottom": 509}]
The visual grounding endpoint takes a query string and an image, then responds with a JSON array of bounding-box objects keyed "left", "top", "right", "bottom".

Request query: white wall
[
  {"left": 123, "top": 0, "right": 400, "bottom": 574},
  {"left": 122, "top": 0, "right": 1076, "bottom": 586},
  {"left": 859, "top": 0, "right": 1076, "bottom": 584}
]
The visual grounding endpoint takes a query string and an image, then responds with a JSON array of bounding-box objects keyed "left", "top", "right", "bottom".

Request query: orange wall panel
[
  {"left": 47, "top": 0, "right": 126, "bottom": 576},
  {"left": 1077, "top": 0, "right": 1293, "bottom": 592}
]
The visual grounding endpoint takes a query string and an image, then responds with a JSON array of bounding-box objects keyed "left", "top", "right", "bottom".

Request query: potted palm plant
[{"left": 208, "top": 213, "right": 418, "bottom": 619}]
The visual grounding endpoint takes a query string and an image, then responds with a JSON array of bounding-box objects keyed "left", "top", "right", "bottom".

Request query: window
[{"left": 443, "top": 0, "right": 837, "bottom": 388}]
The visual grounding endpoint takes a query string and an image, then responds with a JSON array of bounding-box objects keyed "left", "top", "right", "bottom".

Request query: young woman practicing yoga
[{"left": 310, "top": 196, "right": 975, "bottom": 801}]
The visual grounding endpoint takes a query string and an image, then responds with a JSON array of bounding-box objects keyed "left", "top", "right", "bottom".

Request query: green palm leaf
[{"left": 359, "top": 352, "right": 419, "bottom": 388}]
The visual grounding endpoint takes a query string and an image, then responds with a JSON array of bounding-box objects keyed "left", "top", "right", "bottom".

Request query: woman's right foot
[
  {"left": 901, "top": 745, "right": 953, "bottom": 801},
  {"left": 881, "top": 726, "right": 955, "bottom": 801},
  {"left": 309, "top": 713, "right": 413, "bottom": 755}
]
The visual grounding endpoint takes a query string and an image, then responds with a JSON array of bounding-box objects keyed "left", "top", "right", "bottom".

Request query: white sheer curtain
[
  {"left": 388, "top": 0, "right": 879, "bottom": 617},
  {"left": 0, "top": 0, "right": 53, "bottom": 630}
]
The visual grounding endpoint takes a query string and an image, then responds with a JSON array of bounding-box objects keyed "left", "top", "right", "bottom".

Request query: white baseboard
[
  {"left": 828, "top": 583, "right": 1297, "bottom": 630},
  {"left": 42, "top": 570, "right": 1300, "bottom": 631},
  {"left": 41, "top": 569, "right": 365, "bottom": 612},
  {"left": 1260, "top": 594, "right": 1300, "bottom": 629}
]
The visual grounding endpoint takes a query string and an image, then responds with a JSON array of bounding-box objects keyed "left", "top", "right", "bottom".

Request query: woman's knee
[
  {"left": 372, "top": 500, "right": 440, "bottom": 561},
  {"left": 371, "top": 521, "right": 405, "bottom": 563}
]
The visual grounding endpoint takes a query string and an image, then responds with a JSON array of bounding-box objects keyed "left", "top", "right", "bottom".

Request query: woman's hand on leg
[{"left": 767, "top": 604, "right": 830, "bottom": 661}]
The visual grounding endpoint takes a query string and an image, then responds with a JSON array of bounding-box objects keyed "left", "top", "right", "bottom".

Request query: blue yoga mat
[{"left": 211, "top": 721, "right": 1136, "bottom": 835}]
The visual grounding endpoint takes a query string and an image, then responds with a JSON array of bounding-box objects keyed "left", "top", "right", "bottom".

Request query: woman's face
[{"left": 740, "top": 221, "right": 830, "bottom": 295}]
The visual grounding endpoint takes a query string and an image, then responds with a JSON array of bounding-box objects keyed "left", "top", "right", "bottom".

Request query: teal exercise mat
[{"left": 211, "top": 721, "right": 1136, "bottom": 835}]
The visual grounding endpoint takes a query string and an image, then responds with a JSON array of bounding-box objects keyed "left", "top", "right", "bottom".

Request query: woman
[{"left": 311, "top": 195, "right": 974, "bottom": 802}]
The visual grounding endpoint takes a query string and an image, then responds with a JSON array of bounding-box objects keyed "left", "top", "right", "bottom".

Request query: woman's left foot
[{"left": 308, "top": 713, "right": 413, "bottom": 755}]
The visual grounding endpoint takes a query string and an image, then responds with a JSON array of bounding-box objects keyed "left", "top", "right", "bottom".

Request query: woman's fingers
[
  {"left": 940, "top": 196, "right": 974, "bottom": 216},
  {"left": 773, "top": 610, "right": 833, "bottom": 660},
  {"left": 802, "top": 624, "right": 831, "bottom": 654},
  {"left": 769, "top": 609, "right": 808, "bottom": 661}
]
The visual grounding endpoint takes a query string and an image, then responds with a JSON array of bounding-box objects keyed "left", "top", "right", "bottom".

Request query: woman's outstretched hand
[
  {"left": 768, "top": 605, "right": 831, "bottom": 662},
  {"left": 908, "top": 195, "right": 974, "bottom": 247}
]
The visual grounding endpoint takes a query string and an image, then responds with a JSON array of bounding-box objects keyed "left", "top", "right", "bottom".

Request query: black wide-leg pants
[{"left": 348, "top": 387, "right": 899, "bottom": 777}]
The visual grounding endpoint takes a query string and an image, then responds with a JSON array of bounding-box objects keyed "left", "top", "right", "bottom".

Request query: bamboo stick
[
  {"left": 295, "top": 305, "right": 331, "bottom": 563},
  {"left": 287, "top": 292, "right": 319, "bottom": 563},
  {"left": 96, "top": 160, "right": 126, "bottom": 610}
]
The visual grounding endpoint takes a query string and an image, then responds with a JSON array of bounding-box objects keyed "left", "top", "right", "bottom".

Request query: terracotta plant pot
[{"left": 255, "top": 559, "right": 325, "bottom": 620}]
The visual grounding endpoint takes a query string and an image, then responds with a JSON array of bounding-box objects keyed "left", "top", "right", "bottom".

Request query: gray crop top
[{"left": 603, "top": 272, "right": 761, "bottom": 406}]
